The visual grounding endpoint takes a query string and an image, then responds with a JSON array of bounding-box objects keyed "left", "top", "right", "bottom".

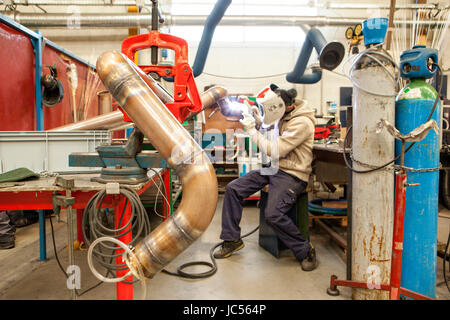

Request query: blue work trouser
[{"left": 220, "top": 169, "right": 311, "bottom": 261}]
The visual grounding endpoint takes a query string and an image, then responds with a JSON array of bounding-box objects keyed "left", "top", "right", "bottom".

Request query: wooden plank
[
  {"left": 385, "top": 0, "right": 396, "bottom": 50},
  {"left": 322, "top": 201, "right": 347, "bottom": 209}
]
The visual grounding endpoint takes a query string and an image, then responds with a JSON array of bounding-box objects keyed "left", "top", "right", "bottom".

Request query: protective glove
[
  {"left": 251, "top": 106, "right": 262, "bottom": 129},
  {"left": 240, "top": 112, "right": 257, "bottom": 135}
]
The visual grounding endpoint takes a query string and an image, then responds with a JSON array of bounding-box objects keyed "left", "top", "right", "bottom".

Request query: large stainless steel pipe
[
  {"left": 96, "top": 50, "right": 218, "bottom": 278},
  {"left": 4, "top": 12, "right": 448, "bottom": 29},
  {"left": 0, "top": 1, "right": 441, "bottom": 9},
  {"left": 50, "top": 110, "right": 125, "bottom": 131},
  {"left": 51, "top": 81, "right": 226, "bottom": 131}
]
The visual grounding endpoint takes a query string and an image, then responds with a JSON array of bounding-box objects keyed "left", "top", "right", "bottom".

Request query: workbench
[
  {"left": 0, "top": 168, "right": 171, "bottom": 300},
  {"left": 312, "top": 143, "right": 352, "bottom": 280}
]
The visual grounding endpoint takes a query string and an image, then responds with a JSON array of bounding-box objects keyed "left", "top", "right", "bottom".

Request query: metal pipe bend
[{"left": 96, "top": 50, "right": 218, "bottom": 279}]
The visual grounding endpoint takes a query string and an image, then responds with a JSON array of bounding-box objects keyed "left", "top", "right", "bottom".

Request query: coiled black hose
[
  {"left": 82, "top": 185, "right": 151, "bottom": 284},
  {"left": 161, "top": 225, "right": 260, "bottom": 279}
]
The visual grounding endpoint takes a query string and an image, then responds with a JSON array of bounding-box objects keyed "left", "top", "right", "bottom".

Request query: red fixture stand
[
  {"left": 327, "top": 141, "right": 434, "bottom": 300},
  {"left": 121, "top": 30, "right": 202, "bottom": 123}
]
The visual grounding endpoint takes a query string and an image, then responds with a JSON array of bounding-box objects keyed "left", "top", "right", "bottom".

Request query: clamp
[
  {"left": 52, "top": 176, "right": 76, "bottom": 300},
  {"left": 121, "top": 31, "right": 202, "bottom": 123}
]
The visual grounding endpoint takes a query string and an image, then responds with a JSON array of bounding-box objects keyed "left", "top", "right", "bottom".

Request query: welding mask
[{"left": 256, "top": 84, "right": 297, "bottom": 126}]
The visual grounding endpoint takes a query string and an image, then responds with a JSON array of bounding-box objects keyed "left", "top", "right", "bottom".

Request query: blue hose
[
  {"left": 308, "top": 199, "right": 347, "bottom": 216},
  {"left": 165, "top": 0, "right": 231, "bottom": 82},
  {"left": 286, "top": 28, "right": 327, "bottom": 84},
  {"left": 193, "top": 0, "right": 232, "bottom": 77}
]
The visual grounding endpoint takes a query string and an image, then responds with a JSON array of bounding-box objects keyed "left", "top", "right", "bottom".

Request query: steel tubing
[
  {"left": 1, "top": 1, "right": 443, "bottom": 9},
  {"left": 50, "top": 85, "right": 226, "bottom": 131},
  {"left": 96, "top": 50, "right": 218, "bottom": 278},
  {"left": 4, "top": 12, "right": 448, "bottom": 29}
]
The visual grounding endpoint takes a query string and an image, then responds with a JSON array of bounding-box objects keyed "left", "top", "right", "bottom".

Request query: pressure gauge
[
  {"left": 354, "top": 24, "right": 363, "bottom": 36},
  {"left": 345, "top": 27, "right": 354, "bottom": 39}
]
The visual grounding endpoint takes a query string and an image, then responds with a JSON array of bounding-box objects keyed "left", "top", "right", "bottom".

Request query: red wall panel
[
  {"left": 42, "top": 46, "right": 105, "bottom": 129},
  {"left": 0, "top": 23, "right": 36, "bottom": 131},
  {"left": 0, "top": 20, "right": 113, "bottom": 131}
]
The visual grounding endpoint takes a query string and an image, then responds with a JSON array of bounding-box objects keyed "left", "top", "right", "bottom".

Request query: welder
[{"left": 214, "top": 84, "right": 318, "bottom": 271}]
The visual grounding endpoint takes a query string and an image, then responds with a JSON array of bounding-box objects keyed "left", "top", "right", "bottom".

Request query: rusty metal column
[{"left": 351, "top": 46, "right": 396, "bottom": 299}]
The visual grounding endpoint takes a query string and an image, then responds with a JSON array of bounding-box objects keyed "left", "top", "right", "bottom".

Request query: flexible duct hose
[
  {"left": 165, "top": 0, "right": 231, "bottom": 82},
  {"left": 286, "top": 28, "right": 345, "bottom": 84},
  {"left": 96, "top": 51, "right": 218, "bottom": 279},
  {"left": 286, "top": 28, "right": 325, "bottom": 84},
  {"left": 192, "top": 0, "right": 232, "bottom": 77}
]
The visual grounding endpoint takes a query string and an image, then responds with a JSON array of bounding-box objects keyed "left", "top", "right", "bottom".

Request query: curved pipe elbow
[
  {"left": 286, "top": 69, "right": 322, "bottom": 84},
  {"left": 287, "top": 28, "right": 344, "bottom": 84},
  {"left": 286, "top": 28, "right": 326, "bottom": 84},
  {"left": 96, "top": 51, "right": 218, "bottom": 279},
  {"left": 201, "top": 85, "right": 228, "bottom": 109}
]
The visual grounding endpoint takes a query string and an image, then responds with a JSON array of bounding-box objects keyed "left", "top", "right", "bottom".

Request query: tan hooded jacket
[{"left": 251, "top": 99, "right": 316, "bottom": 182}]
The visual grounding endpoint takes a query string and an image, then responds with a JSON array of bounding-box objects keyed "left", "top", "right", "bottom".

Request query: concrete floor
[{"left": 0, "top": 196, "right": 449, "bottom": 300}]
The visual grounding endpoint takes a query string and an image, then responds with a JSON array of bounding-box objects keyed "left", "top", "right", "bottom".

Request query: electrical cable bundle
[{"left": 82, "top": 185, "right": 151, "bottom": 284}]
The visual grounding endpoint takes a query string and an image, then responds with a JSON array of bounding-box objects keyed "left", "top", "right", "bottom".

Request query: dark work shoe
[
  {"left": 300, "top": 243, "right": 318, "bottom": 271},
  {"left": 213, "top": 239, "right": 244, "bottom": 259}
]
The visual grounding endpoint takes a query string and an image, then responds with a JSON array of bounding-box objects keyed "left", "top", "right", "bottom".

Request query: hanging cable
[
  {"left": 82, "top": 185, "right": 151, "bottom": 284},
  {"left": 342, "top": 43, "right": 400, "bottom": 97},
  {"left": 49, "top": 215, "right": 108, "bottom": 297},
  {"left": 343, "top": 63, "right": 443, "bottom": 174}
]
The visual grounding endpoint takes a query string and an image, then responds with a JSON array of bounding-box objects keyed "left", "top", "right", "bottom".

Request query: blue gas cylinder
[{"left": 395, "top": 45, "right": 440, "bottom": 298}]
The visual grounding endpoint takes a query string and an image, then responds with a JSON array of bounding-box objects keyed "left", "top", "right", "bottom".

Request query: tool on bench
[{"left": 69, "top": 127, "right": 168, "bottom": 185}]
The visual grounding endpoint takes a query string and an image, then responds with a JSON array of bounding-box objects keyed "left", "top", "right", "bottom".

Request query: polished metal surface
[
  {"left": 4, "top": 12, "right": 448, "bottom": 29},
  {"left": 49, "top": 110, "right": 124, "bottom": 131},
  {"left": 96, "top": 50, "right": 218, "bottom": 278},
  {"left": 51, "top": 81, "right": 226, "bottom": 131},
  {"left": 97, "top": 90, "right": 112, "bottom": 115},
  {"left": 0, "top": 1, "right": 441, "bottom": 9}
]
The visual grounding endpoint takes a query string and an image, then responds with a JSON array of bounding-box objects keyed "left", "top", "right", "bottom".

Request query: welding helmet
[{"left": 256, "top": 84, "right": 297, "bottom": 126}]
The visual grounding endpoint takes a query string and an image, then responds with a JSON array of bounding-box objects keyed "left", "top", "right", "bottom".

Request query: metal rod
[
  {"left": 151, "top": 0, "right": 158, "bottom": 65},
  {"left": 66, "top": 190, "right": 76, "bottom": 300}
]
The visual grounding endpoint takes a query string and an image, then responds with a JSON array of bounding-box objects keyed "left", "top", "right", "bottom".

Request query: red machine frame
[{"left": 121, "top": 30, "right": 203, "bottom": 123}]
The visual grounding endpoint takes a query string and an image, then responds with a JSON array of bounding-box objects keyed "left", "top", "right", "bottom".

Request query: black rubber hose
[
  {"left": 161, "top": 225, "right": 260, "bottom": 279},
  {"left": 146, "top": 169, "right": 260, "bottom": 279}
]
